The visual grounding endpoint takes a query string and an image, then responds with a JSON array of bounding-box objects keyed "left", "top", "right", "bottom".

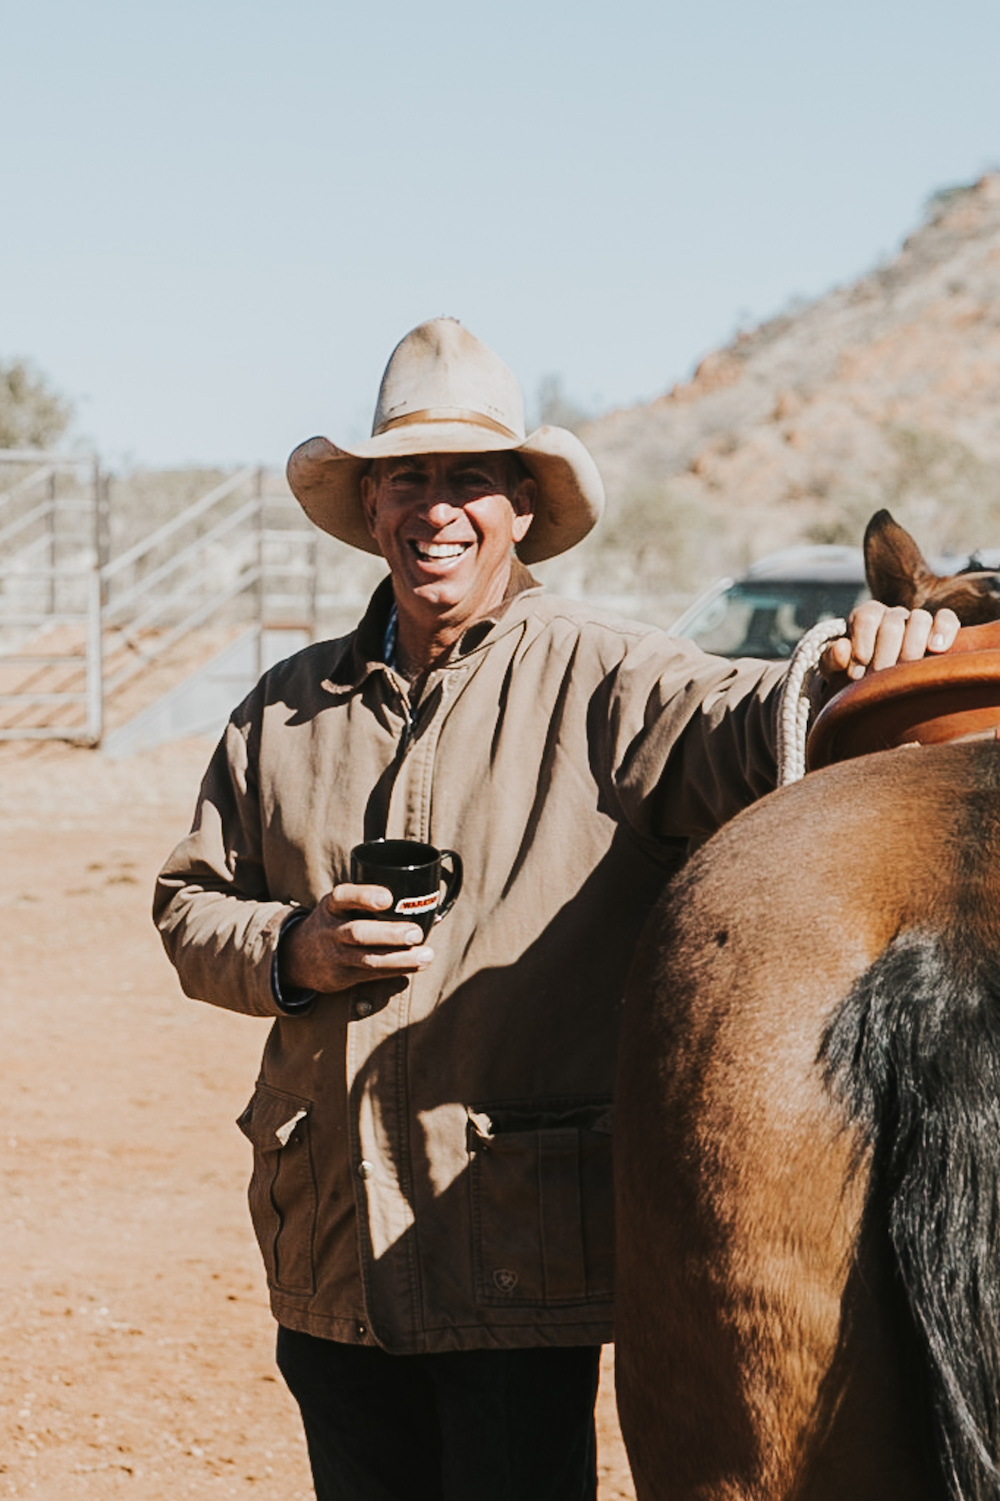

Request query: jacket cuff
[{"left": 271, "top": 909, "right": 318, "bottom": 1015}]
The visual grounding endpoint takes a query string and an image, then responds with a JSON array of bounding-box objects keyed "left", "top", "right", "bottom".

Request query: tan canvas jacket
[{"left": 154, "top": 573, "right": 785, "bottom": 1354}]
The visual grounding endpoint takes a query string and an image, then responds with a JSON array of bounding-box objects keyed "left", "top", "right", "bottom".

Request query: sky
[{"left": 2, "top": 0, "right": 999, "bottom": 470}]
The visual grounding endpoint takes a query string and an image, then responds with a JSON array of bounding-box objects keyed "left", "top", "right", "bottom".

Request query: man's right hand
[{"left": 278, "top": 884, "right": 434, "bottom": 994}]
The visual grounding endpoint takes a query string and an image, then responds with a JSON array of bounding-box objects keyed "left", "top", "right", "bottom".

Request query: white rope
[{"left": 776, "top": 617, "right": 848, "bottom": 786}]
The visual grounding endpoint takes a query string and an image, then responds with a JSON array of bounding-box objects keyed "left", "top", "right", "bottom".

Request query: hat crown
[{"left": 372, "top": 318, "right": 526, "bottom": 442}]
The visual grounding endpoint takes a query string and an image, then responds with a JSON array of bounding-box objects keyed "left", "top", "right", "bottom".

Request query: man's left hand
[{"left": 820, "top": 602, "right": 961, "bottom": 682}]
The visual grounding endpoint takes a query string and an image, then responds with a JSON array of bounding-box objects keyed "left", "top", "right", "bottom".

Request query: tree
[{"left": 0, "top": 358, "right": 73, "bottom": 449}]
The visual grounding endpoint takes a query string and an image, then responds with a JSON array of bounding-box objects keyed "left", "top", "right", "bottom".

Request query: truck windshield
[{"left": 679, "top": 580, "right": 866, "bottom": 659}]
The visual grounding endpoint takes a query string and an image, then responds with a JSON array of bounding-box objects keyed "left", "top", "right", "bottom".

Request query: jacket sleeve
[
  {"left": 152, "top": 705, "right": 297, "bottom": 1018},
  {"left": 595, "top": 632, "right": 787, "bottom": 845}
]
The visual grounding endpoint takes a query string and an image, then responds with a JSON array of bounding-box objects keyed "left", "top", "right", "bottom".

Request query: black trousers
[{"left": 276, "top": 1326, "right": 601, "bottom": 1501}]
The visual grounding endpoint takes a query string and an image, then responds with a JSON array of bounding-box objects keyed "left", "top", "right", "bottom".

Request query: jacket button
[
  {"left": 358, "top": 1160, "right": 374, "bottom": 1180},
  {"left": 355, "top": 998, "right": 374, "bottom": 1018}
]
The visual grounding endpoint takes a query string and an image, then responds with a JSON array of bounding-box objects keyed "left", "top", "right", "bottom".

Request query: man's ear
[
  {"left": 511, "top": 476, "right": 536, "bottom": 544},
  {"left": 360, "top": 472, "right": 378, "bottom": 538}
]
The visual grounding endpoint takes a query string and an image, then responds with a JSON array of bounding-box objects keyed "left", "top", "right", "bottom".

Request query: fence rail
[{"left": 0, "top": 454, "right": 319, "bottom": 745}]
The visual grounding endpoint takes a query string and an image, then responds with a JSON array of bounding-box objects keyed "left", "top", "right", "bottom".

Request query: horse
[
  {"left": 861, "top": 508, "right": 1000, "bottom": 624},
  {"left": 614, "top": 513, "right": 1000, "bottom": 1501}
]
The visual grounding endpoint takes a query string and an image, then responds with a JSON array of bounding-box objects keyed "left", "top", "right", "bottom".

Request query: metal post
[
  {"left": 254, "top": 466, "right": 265, "bottom": 680},
  {"left": 96, "top": 465, "right": 112, "bottom": 573},
  {"left": 47, "top": 470, "right": 57, "bottom": 616},
  {"left": 85, "top": 567, "right": 104, "bottom": 746},
  {"left": 92, "top": 457, "right": 108, "bottom": 740}
]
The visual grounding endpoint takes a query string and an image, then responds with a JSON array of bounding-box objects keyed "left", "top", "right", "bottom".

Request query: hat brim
[{"left": 286, "top": 421, "right": 604, "bottom": 564}]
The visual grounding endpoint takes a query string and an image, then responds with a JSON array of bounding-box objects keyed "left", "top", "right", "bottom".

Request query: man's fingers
[
  {"left": 871, "top": 606, "right": 926, "bottom": 670},
  {"left": 819, "top": 636, "right": 853, "bottom": 678},
  {"left": 341, "top": 918, "right": 427, "bottom": 950},
  {"left": 326, "top": 882, "right": 393, "bottom": 915},
  {"left": 927, "top": 607, "right": 961, "bottom": 653},
  {"left": 282, "top": 887, "right": 436, "bottom": 993},
  {"left": 897, "top": 609, "right": 932, "bottom": 662},
  {"left": 836, "top": 600, "right": 898, "bottom": 678},
  {"left": 840, "top": 601, "right": 928, "bottom": 675},
  {"left": 820, "top": 600, "right": 962, "bottom": 684},
  {"left": 349, "top": 945, "right": 435, "bottom": 973},
  {"left": 861, "top": 604, "right": 960, "bottom": 670}
]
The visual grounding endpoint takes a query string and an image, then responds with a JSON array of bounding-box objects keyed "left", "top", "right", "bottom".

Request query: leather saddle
[{"left": 807, "top": 621, "right": 1000, "bottom": 771}]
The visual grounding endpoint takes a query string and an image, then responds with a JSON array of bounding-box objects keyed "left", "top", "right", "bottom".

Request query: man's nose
[{"left": 421, "top": 487, "right": 461, "bottom": 524}]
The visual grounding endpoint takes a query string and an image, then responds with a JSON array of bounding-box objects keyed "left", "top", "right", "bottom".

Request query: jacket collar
[{"left": 322, "top": 559, "right": 541, "bottom": 694}]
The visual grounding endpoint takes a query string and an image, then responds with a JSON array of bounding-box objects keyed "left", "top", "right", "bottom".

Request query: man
[{"left": 154, "top": 318, "right": 958, "bottom": 1501}]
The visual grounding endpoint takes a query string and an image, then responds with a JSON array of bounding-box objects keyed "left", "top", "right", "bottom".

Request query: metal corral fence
[
  {"left": 0, "top": 452, "right": 380, "bottom": 746},
  {"left": 0, "top": 449, "right": 106, "bottom": 740},
  {"left": 0, "top": 450, "right": 694, "bottom": 747}
]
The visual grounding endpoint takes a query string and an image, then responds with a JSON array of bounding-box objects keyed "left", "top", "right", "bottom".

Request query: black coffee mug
[{"left": 349, "top": 839, "right": 463, "bottom": 937}]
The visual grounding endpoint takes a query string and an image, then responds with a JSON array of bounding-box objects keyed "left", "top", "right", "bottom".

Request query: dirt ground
[{"left": 0, "top": 738, "right": 636, "bottom": 1500}]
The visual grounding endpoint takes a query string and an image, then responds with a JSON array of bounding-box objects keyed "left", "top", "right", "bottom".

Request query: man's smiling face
[{"left": 361, "top": 451, "right": 535, "bottom": 657}]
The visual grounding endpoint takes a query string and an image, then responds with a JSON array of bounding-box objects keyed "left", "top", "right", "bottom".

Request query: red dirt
[{"left": 0, "top": 739, "right": 636, "bottom": 1500}]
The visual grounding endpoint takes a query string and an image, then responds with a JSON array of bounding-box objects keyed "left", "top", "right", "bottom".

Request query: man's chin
[
  {"left": 406, "top": 583, "right": 468, "bottom": 617},
  {"left": 406, "top": 556, "right": 472, "bottom": 591},
  {"left": 393, "top": 559, "right": 512, "bottom": 636}
]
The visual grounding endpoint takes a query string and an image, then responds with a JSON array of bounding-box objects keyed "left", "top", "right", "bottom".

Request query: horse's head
[{"left": 863, "top": 509, "right": 1000, "bottom": 626}]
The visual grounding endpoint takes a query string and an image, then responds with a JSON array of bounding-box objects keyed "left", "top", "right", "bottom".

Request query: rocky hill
[{"left": 538, "top": 174, "right": 1000, "bottom": 618}]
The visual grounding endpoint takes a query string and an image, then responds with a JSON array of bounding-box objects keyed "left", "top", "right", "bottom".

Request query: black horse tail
[{"left": 821, "top": 929, "right": 1000, "bottom": 1501}]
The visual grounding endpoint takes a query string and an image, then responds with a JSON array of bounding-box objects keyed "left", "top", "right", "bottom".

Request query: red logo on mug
[{"left": 395, "top": 893, "right": 439, "bottom": 914}]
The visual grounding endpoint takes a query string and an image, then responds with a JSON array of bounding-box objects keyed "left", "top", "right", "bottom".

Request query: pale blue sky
[{"left": 2, "top": 0, "right": 999, "bottom": 467}]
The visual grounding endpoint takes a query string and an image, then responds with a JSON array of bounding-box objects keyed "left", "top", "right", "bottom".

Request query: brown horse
[
  {"left": 863, "top": 508, "right": 1000, "bottom": 624},
  {"left": 614, "top": 515, "right": 1000, "bottom": 1501}
]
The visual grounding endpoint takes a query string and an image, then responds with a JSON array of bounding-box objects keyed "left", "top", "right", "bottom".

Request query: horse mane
[{"left": 821, "top": 928, "right": 1000, "bottom": 1501}]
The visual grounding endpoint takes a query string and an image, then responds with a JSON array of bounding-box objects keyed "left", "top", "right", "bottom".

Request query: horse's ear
[{"left": 863, "top": 509, "right": 939, "bottom": 608}]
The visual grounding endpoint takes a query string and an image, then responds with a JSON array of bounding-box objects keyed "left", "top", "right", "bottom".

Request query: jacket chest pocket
[
  {"left": 467, "top": 1101, "right": 614, "bottom": 1307},
  {"left": 237, "top": 1083, "right": 317, "bottom": 1296}
]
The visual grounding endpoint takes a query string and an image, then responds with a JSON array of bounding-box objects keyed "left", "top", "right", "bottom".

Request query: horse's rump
[{"left": 615, "top": 741, "right": 1000, "bottom": 1501}]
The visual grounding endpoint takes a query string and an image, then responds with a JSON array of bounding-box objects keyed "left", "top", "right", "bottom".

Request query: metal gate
[{"left": 0, "top": 453, "right": 322, "bottom": 745}]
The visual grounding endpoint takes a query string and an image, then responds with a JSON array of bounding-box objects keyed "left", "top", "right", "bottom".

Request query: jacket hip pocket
[
  {"left": 237, "top": 1082, "right": 317, "bottom": 1296},
  {"left": 467, "top": 1100, "right": 614, "bottom": 1307}
]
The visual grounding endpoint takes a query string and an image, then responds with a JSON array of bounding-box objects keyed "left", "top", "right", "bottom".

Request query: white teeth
[{"left": 416, "top": 543, "right": 467, "bottom": 559}]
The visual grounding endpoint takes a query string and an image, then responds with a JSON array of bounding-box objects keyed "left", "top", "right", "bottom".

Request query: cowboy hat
[{"left": 285, "top": 318, "right": 605, "bottom": 563}]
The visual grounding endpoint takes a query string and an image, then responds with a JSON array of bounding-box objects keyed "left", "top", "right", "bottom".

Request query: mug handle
[{"left": 434, "top": 850, "right": 463, "bottom": 923}]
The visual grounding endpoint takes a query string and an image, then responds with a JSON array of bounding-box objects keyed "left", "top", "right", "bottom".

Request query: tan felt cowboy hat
[{"left": 286, "top": 318, "right": 605, "bottom": 563}]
